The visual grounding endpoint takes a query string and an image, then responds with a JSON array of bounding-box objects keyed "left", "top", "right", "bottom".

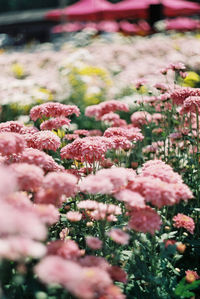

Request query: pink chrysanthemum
[
  {"left": 185, "top": 270, "right": 200, "bottom": 283},
  {"left": 85, "top": 100, "right": 129, "bottom": 120},
  {"left": 0, "top": 121, "right": 38, "bottom": 135},
  {"left": 0, "top": 132, "right": 26, "bottom": 156},
  {"left": 34, "top": 204, "right": 59, "bottom": 225},
  {"left": 130, "top": 111, "right": 152, "bottom": 127},
  {"left": 88, "top": 130, "right": 103, "bottom": 136},
  {"left": 74, "top": 130, "right": 89, "bottom": 136},
  {"left": 61, "top": 137, "right": 113, "bottom": 163},
  {"left": 180, "top": 96, "right": 200, "bottom": 114},
  {"left": 47, "top": 240, "right": 83, "bottom": 260},
  {"left": 10, "top": 163, "right": 44, "bottom": 192},
  {"left": 18, "top": 148, "right": 64, "bottom": 172},
  {"left": 108, "top": 266, "right": 127, "bottom": 284},
  {"left": 107, "top": 228, "right": 130, "bottom": 245},
  {"left": 35, "top": 171, "right": 77, "bottom": 206},
  {"left": 30, "top": 102, "right": 80, "bottom": 121},
  {"left": 173, "top": 213, "right": 195, "bottom": 234},
  {"left": 79, "top": 167, "right": 136, "bottom": 194},
  {"left": 66, "top": 211, "right": 82, "bottom": 222},
  {"left": 171, "top": 87, "right": 200, "bottom": 106},
  {"left": 77, "top": 200, "right": 99, "bottom": 210},
  {"left": 128, "top": 206, "right": 162, "bottom": 234},
  {"left": 86, "top": 236, "right": 102, "bottom": 250},
  {"left": 104, "top": 127, "right": 144, "bottom": 142},
  {"left": 40, "top": 117, "right": 71, "bottom": 130},
  {"left": 25, "top": 131, "right": 61, "bottom": 151},
  {"left": 114, "top": 189, "right": 145, "bottom": 208},
  {"left": 110, "top": 136, "right": 133, "bottom": 150}
]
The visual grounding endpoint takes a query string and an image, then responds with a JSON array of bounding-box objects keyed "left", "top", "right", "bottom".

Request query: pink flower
[
  {"left": 107, "top": 228, "right": 130, "bottom": 245},
  {"left": 130, "top": 111, "right": 152, "bottom": 127},
  {"left": 74, "top": 130, "right": 90, "bottom": 136},
  {"left": 79, "top": 256, "right": 110, "bottom": 271},
  {"left": 85, "top": 100, "right": 129, "bottom": 120},
  {"left": 18, "top": 148, "right": 64, "bottom": 172},
  {"left": 35, "top": 172, "right": 77, "bottom": 206},
  {"left": 40, "top": 117, "right": 71, "bottom": 130},
  {"left": 88, "top": 130, "right": 102, "bottom": 136},
  {"left": 10, "top": 163, "right": 44, "bottom": 192},
  {"left": 180, "top": 96, "right": 200, "bottom": 114},
  {"left": 128, "top": 206, "right": 162, "bottom": 234},
  {"left": 59, "top": 228, "right": 70, "bottom": 241},
  {"left": 0, "top": 132, "right": 26, "bottom": 156},
  {"left": 0, "top": 121, "right": 38, "bottom": 135},
  {"left": 0, "top": 237, "right": 46, "bottom": 260},
  {"left": 66, "top": 211, "right": 82, "bottom": 222},
  {"left": 110, "top": 136, "right": 133, "bottom": 150},
  {"left": 173, "top": 213, "right": 195, "bottom": 234},
  {"left": 34, "top": 204, "right": 59, "bottom": 225},
  {"left": 104, "top": 127, "right": 144, "bottom": 142},
  {"left": 114, "top": 189, "right": 145, "bottom": 208},
  {"left": 86, "top": 236, "right": 102, "bottom": 250},
  {"left": 47, "top": 240, "right": 83, "bottom": 260},
  {"left": 170, "top": 87, "right": 200, "bottom": 106},
  {"left": 77, "top": 200, "right": 99, "bottom": 210},
  {"left": 185, "top": 270, "right": 200, "bottom": 283},
  {"left": 30, "top": 102, "right": 80, "bottom": 121},
  {"left": 25, "top": 131, "right": 61, "bottom": 151},
  {"left": 61, "top": 137, "right": 113, "bottom": 163}
]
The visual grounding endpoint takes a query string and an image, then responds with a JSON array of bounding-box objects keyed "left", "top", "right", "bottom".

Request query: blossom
[
  {"left": 0, "top": 237, "right": 46, "bottom": 260},
  {"left": 30, "top": 102, "right": 80, "bottom": 121},
  {"left": 180, "top": 96, "right": 200, "bottom": 114},
  {"left": 18, "top": 148, "right": 64, "bottom": 172},
  {"left": 77, "top": 200, "right": 99, "bottom": 210},
  {"left": 66, "top": 211, "right": 82, "bottom": 222},
  {"left": 114, "top": 189, "right": 145, "bottom": 208},
  {"left": 34, "top": 204, "right": 59, "bottom": 225},
  {"left": 47, "top": 240, "right": 83, "bottom": 260},
  {"left": 35, "top": 172, "right": 77, "bottom": 206},
  {"left": 107, "top": 228, "right": 130, "bottom": 245},
  {"left": 85, "top": 100, "right": 129, "bottom": 120},
  {"left": 74, "top": 129, "right": 89, "bottom": 136},
  {"left": 40, "top": 117, "right": 71, "bottom": 130},
  {"left": 170, "top": 87, "right": 200, "bottom": 106},
  {"left": 10, "top": 163, "right": 44, "bottom": 192},
  {"left": 61, "top": 137, "right": 113, "bottom": 163},
  {"left": 185, "top": 270, "right": 200, "bottom": 283},
  {"left": 0, "top": 132, "right": 26, "bottom": 156},
  {"left": 130, "top": 111, "right": 152, "bottom": 127},
  {"left": 86, "top": 236, "right": 103, "bottom": 250},
  {"left": 108, "top": 266, "right": 127, "bottom": 283},
  {"left": 25, "top": 131, "right": 61, "bottom": 151},
  {"left": 104, "top": 127, "right": 144, "bottom": 142},
  {"left": 173, "top": 213, "right": 195, "bottom": 234},
  {"left": 128, "top": 206, "right": 162, "bottom": 234}
]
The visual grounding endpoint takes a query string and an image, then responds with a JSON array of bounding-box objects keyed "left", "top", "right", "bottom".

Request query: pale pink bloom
[
  {"left": 128, "top": 206, "right": 162, "bottom": 235},
  {"left": 18, "top": 148, "right": 64, "bottom": 172},
  {"left": 114, "top": 189, "right": 145, "bottom": 208},
  {"left": 64, "top": 133, "right": 79, "bottom": 141},
  {"left": 77, "top": 200, "right": 99, "bottom": 210},
  {"left": 0, "top": 166, "right": 17, "bottom": 198},
  {"left": 173, "top": 213, "right": 195, "bottom": 234},
  {"left": 104, "top": 127, "right": 144, "bottom": 142},
  {"left": 10, "top": 163, "right": 44, "bottom": 192},
  {"left": 107, "top": 228, "right": 130, "bottom": 245},
  {"left": 74, "top": 129, "right": 89, "bottom": 136},
  {"left": 86, "top": 236, "right": 102, "bottom": 250},
  {"left": 142, "top": 141, "right": 164, "bottom": 154},
  {"left": 35, "top": 172, "right": 77, "bottom": 206},
  {"left": 180, "top": 96, "right": 200, "bottom": 114},
  {"left": 79, "top": 167, "right": 136, "bottom": 194},
  {"left": 170, "top": 87, "right": 200, "bottom": 106},
  {"left": 103, "top": 285, "right": 126, "bottom": 299},
  {"left": 85, "top": 100, "right": 129, "bottom": 120},
  {"left": 40, "top": 117, "right": 71, "bottom": 130},
  {"left": 0, "top": 237, "right": 46, "bottom": 260},
  {"left": 66, "top": 211, "right": 82, "bottom": 222},
  {"left": 108, "top": 266, "right": 127, "bottom": 283},
  {"left": 135, "top": 78, "right": 146, "bottom": 89},
  {"left": 88, "top": 129, "right": 103, "bottom": 136},
  {"left": 100, "top": 112, "right": 120, "bottom": 122},
  {"left": 111, "top": 118, "right": 127, "bottom": 127},
  {"left": 169, "top": 62, "right": 186, "bottom": 71},
  {"left": 61, "top": 136, "right": 113, "bottom": 163},
  {"left": 47, "top": 240, "right": 83, "bottom": 260},
  {"left": 0, "top": 121, "right": 25, "bottom": 133},
  {"left": 185, "top": 270, "right": 200, "bottom": 282},
  {"left": 110, "top": 136, "right": 133, "bottom": 150},
  {"left": 25, "top": 131, "right": 61, "bottom": 151},
  {"left": 35, "top": 256, "right": 112, "bottom": 299},
  {"left": 130, "top": 111, "right": 152, "bottom": 127},
  {"left": 154, "top": 83, "right": 168, "bottom": 92},
  {"left": 30, "top": 102, "right": 80, "bottom": 121},
  {"left": 0, "top": 201, "right": 46, "bottom": 240},
  {"left": 34, "top": 204, "right": 59, "bottom": 225},
  {"left": 128, "top": 176, "right": 192, "bottom": 208},
  {"left": 79, "top": 256, "right": 110, "bottom": 271},
  {"left": 0, "top": 132, "right": 26, "bottom": 156},
  {"left": 6, "top": 191, "right": 32, "bottom": 210}
]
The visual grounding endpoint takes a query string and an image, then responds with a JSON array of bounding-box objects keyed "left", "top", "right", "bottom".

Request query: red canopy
[
  {"left": 45, "top": 0, "right": 200, "bottom": 22},
  {"left": 46, "top": 0, "right": 114, "bottom": 22}
]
